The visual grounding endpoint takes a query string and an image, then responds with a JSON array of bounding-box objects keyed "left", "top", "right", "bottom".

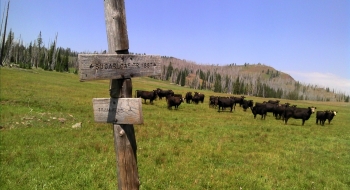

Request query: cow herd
[
  {"left": 135, "top": 88, "right": 337, "bottom": 126},
  {"left": 135, "top": 88, "right": 205, "bottom": 110}
]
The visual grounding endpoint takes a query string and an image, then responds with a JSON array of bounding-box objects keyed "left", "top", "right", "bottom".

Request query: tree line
[
  {"left": 1, "top": 30, "right": 78, "bottom": 72},
  {"left": 157, "top": 57, "right": 349, "bottom": 102}
]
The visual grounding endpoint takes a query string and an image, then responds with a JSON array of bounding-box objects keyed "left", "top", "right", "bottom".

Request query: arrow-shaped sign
[{"left": 78, "top": 54, "right": 162, "bottom": 81}]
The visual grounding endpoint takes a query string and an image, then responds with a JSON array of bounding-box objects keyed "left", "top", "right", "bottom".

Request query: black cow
[
  {"left": 251, "top": 105, "right": 267, "bottom": 119},
  {"left": 166, "top": 93, "right": 183, "bottom": 100},
  {"left": 135, "top": 90, "right": 158, "bottom": 104},
  {"left": 217, "top": 97, "right": 235, "bottom": 112},
  {"left": 192, "top": 92, "right": 205, "bottom": 104},
  {"left": 242, "top": 100, "right": 254, "bottom": 111},
  {"left": 167, "top": 96, "right": 183, "bottom": 109},
  {"left": 316, "top": 110, "right": 332, "bottom": 126},
  {"left": 265, "top": 102, "right": 278, "bottom": 115},
  {"left": 327, "top": 110, "right": 337, "bottom": 124},
  {"left": 185, "top": 92, "right": 193, "bottom": 104},
  {"left": 255, "top": 102, "right": 277, "bottom": 116},
  {"left": 283, "top": 107, "right": 316, "bottom": 126},
  {"left": 156, "top": 88, "right": 174, "bottom": 100},
  {"left": 273, "top": 103, "right": 290, "bottom": 119},
  {"left": 267, "top": 100, "right": 280, "bottom": 104},
  {"left": 255, "top": 102, "right": 265, "bottom": 107},
  {"left": 233, "top": 96, "right": 245, "bottom": 107},
  {"left": 209, "top": 96, "right": 219, "bottom": 108}
]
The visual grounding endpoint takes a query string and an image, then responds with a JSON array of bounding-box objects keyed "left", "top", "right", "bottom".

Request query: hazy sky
[{"left": 1, "top": 0, "right": 349, "bottom": 94}]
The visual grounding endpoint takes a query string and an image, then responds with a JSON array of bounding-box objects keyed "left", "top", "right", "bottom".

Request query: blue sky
[{"left": 1, "top": 0, "right": 349, "bottom": 95}]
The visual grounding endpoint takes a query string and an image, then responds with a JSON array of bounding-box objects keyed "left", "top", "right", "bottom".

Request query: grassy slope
[{"left": 1, "top": 67, "right": 349, "bottom": 189}]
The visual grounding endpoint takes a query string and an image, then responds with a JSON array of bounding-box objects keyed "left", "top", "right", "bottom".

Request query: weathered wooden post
[
  {"left": 78, "top": 0, "right": 162, "bottom": 189},
  {"left": 104, "top": 2, "right": 139, "bottom": 189}
]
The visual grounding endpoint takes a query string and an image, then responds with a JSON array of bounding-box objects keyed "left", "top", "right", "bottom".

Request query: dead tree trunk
[{"left": 0, "top": 1, "right": 10, "bottom": 66}]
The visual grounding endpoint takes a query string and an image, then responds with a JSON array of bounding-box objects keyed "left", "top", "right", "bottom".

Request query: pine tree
[
  {"left": 176, "top": 70, "right": 181, "bottom": 85},
  {"left": 36, "top": 31, "right": 43, "bottom": 68},
  {"left": 233, "top": 76, "right": 240, "bottom": 94},
  {"left": 165, "top": 62, "right": 173, "bottom": 80},
  {"left": 64, "top": 49, "right": 69, "bottom": 71},
  {"left": 2, "top": 29, "right": 14, "bottom": 64},
  {"left": 28, "top": 42, "right": 32, "bottom": 67},
  {"left": 214, "top": 73, "right": 222, "bottom": 92},
  {"left": 55, "top": 48, "right": 61, "bottom": 72},
  {"left": 181, "top": 70, "right": 186, "bottom": 86}
]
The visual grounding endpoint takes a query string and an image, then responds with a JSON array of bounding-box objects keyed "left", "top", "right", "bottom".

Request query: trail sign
[
  {"left": 92, "top": 98, "right": 143, "bottom": 124},
  {"left": 79, "top": 54, "right": 162, "bottom": 81},
  {"left": 79, "top": 0, "right": 156, "bottom": 188}
]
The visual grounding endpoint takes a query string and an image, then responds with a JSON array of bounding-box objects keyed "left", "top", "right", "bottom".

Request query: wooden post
[
  {"left": 104, "top": 0, "right": 139, "bottom": 189},
  {"left": 79, "top": 1, "right": 161, "bottom": 189}
]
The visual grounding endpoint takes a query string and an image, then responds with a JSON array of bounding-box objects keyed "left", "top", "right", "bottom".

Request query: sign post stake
[
  {"left": 79, "top": 1, "right": 161, "bottom": 189},
  {"left": 104, "top": 0, "right": 139, "bottom": 189}
]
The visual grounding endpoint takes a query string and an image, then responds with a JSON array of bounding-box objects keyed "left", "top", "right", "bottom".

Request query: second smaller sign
[{"left": 92, "top": 98, "right": 143, "bottom": 124}]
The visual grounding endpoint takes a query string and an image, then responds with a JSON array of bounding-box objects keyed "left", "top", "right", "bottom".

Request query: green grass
[{"left": 1, "top": 67, "right": 350, "bottom": 189}]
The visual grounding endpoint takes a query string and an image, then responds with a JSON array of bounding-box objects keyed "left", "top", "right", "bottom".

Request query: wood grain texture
[
  {"left": 78, "top": 54, "right": 162, "bottom": 81},
  {"left": 104, "top": 0, "right": 129, "bottom": 52},
  {"left": 103, "top": 0, "right": 140, "bottom": 189},
  {"left": 113, "top": 124, "right": 140, "bottom": 189},
  {"left": 92, "top": 98, "right": 143, "bottom": 124}
]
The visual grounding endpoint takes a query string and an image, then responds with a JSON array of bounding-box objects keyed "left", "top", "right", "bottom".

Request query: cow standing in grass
[
  {"left": 209, "top": 96, "right": 219, "bottom": 108},
  {"left": 242, "top": 100, "right": 254, "bottom": 111},
  {"left": 316, "top": 110, "right": 332, "bottom": 126},
  {"left": 273, "top": 103, "right": 290, "bottom": 119},
  {"left": 135, "top": 90, "right": 158, "bottom": 104},
  {"left": 327, "top": 110, "right": 337, "bottom": 124},
  {"left": 217, "top": 97, "right": 235, "bottom": 112},
  {"left": 233, "top": 96, "right": 245, "bottom": 107},
  {"left": 185, "top": 92, "right": 192, "bottom": 104},
  {"left": 283, "top": 106, "right": 316, "bottom": 126},
  {"left": 251, "top": 104, "right": 267, "bottom": 119},
  {"left": 192, "top": 92, "right": 205, "bottom": 104},
  {"left": 317, "top": 110, "right": 337, "bottom": 125},
  {"left": 167, "top": 95, "right": 183, "bottom": 109},
  {"left": 156, "top": 88, "right": 174, "bottom": 100}
]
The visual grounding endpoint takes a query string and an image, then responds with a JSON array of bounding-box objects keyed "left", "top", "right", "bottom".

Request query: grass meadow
[{"left": 1, "top": 67, "right": 349, "bottom": 189}]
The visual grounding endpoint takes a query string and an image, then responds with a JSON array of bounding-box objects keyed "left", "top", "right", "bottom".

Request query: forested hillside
[
  {"left": 0, "top": 30, "right": 348, "bottom": 102},
  {"left": 155, "top": 56, "right": 349, "bottom": 102}
]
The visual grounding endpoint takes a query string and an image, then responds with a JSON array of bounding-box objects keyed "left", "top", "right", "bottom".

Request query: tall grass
[{"left": 1, "top": 67, "right": 349, "bottom": 189}]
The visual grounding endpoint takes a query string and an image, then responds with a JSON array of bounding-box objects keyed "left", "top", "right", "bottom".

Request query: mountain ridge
[{"left": 154, "top": 56, "right": 348, "bottom": 102}]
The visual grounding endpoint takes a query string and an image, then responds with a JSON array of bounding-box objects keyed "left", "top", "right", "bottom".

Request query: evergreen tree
[
  {"left": 28, "top": 42, "right": 32, "bottom": 66},
  {"left": 224, "top": 75, "right": 230, "bottom": 93},
  {"left": 239, "top": 82, "right": 245, "bottom": 95},
  {"left": 64, "top": 50, "right": 69, "bottom": 71},
  {"left": 176, "top": 70, "right": 181, "bottom": 85},
  {"left": 214, "top": 73, "right": 222, "bottom": 92},
  {"left": 181, "top": 70, "right": 186, "bottom": 86},
  {"left": 36, "top": 31, "right": 43, "bottom": 68},
  {"left": 55, "top": 48, "right": 62, "bottom": 72},
  {"left": 48, "top": 40, "right": 56, "bottom": 70},
  {"left": 233, "top": 76, "right": 240, "bottom": 94},
  {"left": 2, "top": 29, "right": 14, "bottom": 64},
  {"left": 201, "top": 80, "right": 206, "bottom": 90},
  {"left": 165, "top": 62, "right": 173, "bottom": 80}
]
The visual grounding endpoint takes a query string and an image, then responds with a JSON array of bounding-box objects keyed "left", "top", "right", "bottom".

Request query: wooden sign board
[
  {"left": 92, "top": 98, "right": 143, "bottom": 124},
  {"left": 79, "top": 54, "right": 162, "bottom": 81}
]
